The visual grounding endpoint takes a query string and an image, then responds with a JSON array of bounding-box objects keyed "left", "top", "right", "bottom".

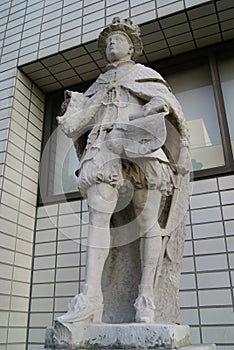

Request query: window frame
[
  {"left": 38, "top": 40, "right": 234, "bottom": 205},
  {"left": 155, "top": 40, "right": 234, "bottom": 180}
]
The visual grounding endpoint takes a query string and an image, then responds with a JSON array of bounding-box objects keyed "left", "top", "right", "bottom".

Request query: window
[
  {"left": 39, "top": 89, "right": 82, "bottom": 202},
  {"left": 166, "top": 64, "right": 225, "bottom": 171},
  {"left": 217, "top": 52, "right": 234, "bottom": 157},
  {"left": 39, "top": 43, "right": 234, "bottom": 202},
  {"left": 46, "top": 126, "right": 78, "bottom": 196}
]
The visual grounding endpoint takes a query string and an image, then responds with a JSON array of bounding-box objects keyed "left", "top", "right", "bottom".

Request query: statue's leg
[
  {"left": 57, "top": 182, "right": 118, "bottom": 324},
  {"left": 85, "top": 182, "right": 119, "bottom": 298},
  {"left": 133, "top": 188, "right": 162, "bottom": 323}
]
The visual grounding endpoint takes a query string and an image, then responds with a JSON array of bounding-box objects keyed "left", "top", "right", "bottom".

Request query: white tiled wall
[
  {"left": 27, "top": 200, "right": 87, "bottom": 349},
  {"left": 0, "top": 0, "right": 215, "bottom": 68},
  {"left": 0, "top": 1, "right": 234, "bottom": 350},
  {"left": 26, "top": 175, "right": 234, "bottom": 350},
  {"left": 181, "top": 175, "right": 234, "bottom": 347},
  {"left": 0, "top": 70, "right": 45, "bottom": 350}
]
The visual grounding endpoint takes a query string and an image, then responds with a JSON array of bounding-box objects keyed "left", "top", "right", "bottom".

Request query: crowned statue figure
[{"left": 49, "top": 17, "right": 190, "bottom": 345}]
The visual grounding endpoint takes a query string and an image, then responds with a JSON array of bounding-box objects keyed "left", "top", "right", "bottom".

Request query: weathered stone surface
[
  {"left": 42, "top": 324, "right": 216, "bottom": 350},
  {"left": 40, "top": 346, "right": 216, "bottom": 350},
  {"left": 40, "top": 345, "right": 217, "bottom": 350},
  {"left": 55, "top": 16, "right": 190, "bottom": 329},
  {"left": 180, "top": 346, "right": 216, "bottom": 350},
  {"left": 45, "top": 323, "right": 190, "bottom": 349}
]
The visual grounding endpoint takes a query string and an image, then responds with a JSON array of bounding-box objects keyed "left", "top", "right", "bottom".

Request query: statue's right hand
[
  {"left": 64, "top": 90, "right": 72, "bottom": 100},
  {"left": 56, "top": 114, "right": 77, "bottom": 137},
  {"left": 56, "top": 115, "right": 65, "bottom": 124},
  {"left": 60, "top": 91, "right": 72, "bottom": 115},
  {"left": 60, "top": 101, "right": 68, "bottom": 115}
]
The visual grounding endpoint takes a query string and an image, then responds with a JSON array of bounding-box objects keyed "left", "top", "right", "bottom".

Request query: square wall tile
[
  {"left": 181, "top": 257, "right": 195, "bottom": 273},
  {"left": 58, "top": 226, "right": 81, "bottom": 241},
  {"left": 10, "top": 296, "right": 30, "bottom": 312},
  {"left": 11, "top": 281, "right": 30, "bottom": 297},
  {"left": 202, "top": 325, "right": 234, "bottom": 344},
  {"left": 191, "top": 207, "right": 222, "bottom": 224},
  {"left": 36, "top": 216, "right": 57, "bottom": 231},
  {"left": 193, "top": 222, "right": 224, "bottom": 239},
  {"left": 29, "top": 312, "right": 53, "bottom": 327},
  {"left": 0, "top": 295, "right": 10, "bottom": 310},
  {"left": 34, "top": 255, "right": 56, "bottom": 270},
  {"left": 55, "top": 281, "right": 79, "bottom": 297},
  {"left": 57, "top": 253, "right": 79, "bottom": 268},
  {"left": 30, "top": 298, "right": 54, "bottom": 312},
  {"left": 58, "top": 213, "right": 80, "bottom": 228},
  {"left": 0, "top": 311, "right": 9, "bottom": 327},
  {"left": 201, "top": 307, "right": 234, "bottom": 324},
  {"left": 59, "top": 201, "right": 81, "bottom": 215},
  {"left": 197, "top": 271, "right": 230, "bottom": 288},
  {"left": 34, "top": 242, "right": 56, "bottom": 256},
  {"left": 180, "top": 291, "right": 198, "bottom": 307},
  {"left": 13, "top": 266, "right": 31, "bottom": 283},
  {"left": 190, "top": 192, "right": 220, "bottom": 209},
  {"left": 190, "top": 178, "right": 218, "bottom": 194},
  {"left": 224, "top": 220, "right": 234, "bottom": 235},
  {"left": 198, "top": 289, "right": 232, "bottom": 306},
  {"left": 14, "top": 252, "right": 32, "bottom": 269},
  {"left": 223, "top": 205, "right": 234, "bottom": 220},
  {"left": 180, "top": 273, "right": 196, "bottom": 289},
  {"left": 194, "top": 237, "right": 226, "bottom": 255},
  {"left": 9, "top": 311, "right": 28, "bottom": 326},
  {"left": 56, "top": 267, "right": 79, "bottom": 282},
  {"left": 54, "top": 296, "right": 71, "bottom": 312},
  {"left": 7, "top": 327, "right": 27, "bottom": 343},
  {"left": 28, "top": 327, "right": 49, "bottom": 343},
  {"left": 57, "top": 239, "right": 80, "bottom": 254},
  {"left": 180, "top": 308, "right": 199, "bottom": 325},
  {"left": 33, "top": 269, "right": 55, "bottom": 283},
  {"left": 37, "top": 204, "right": 58, "bottom": 218},
  {"left": 196, "top": 254, "right": 228, "bottom": 271}
]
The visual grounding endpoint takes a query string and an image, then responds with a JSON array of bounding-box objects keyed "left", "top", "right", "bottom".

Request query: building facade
[{"left": 0, "top": 0, "right": 233, "bottom": 349}]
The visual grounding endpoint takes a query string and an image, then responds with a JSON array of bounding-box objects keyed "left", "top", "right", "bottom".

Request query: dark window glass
[
  {"left": 166, "top": 64, "right": 225, "bottom": 171},
  {"left": 217, "top": 53, "right": 234, "bottom": 157}
]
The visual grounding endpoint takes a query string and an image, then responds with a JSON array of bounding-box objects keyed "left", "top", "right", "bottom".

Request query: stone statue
[{"left": 54, "top": 16, "right": 190, "bottom": 336}]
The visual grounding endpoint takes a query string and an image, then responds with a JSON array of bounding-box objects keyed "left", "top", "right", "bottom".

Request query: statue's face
[{"left": 105, "top": 33, "right": 133, "bottom": 63}]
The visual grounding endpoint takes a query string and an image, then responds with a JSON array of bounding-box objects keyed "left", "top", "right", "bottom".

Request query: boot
[
  {"left": 56, "top": 284, "right": 103, "bottom": 324},
  {"left": 134, "top": 285, "right": 155, "bottom": 323}
]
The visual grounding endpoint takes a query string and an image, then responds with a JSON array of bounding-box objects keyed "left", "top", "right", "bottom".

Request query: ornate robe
[{"left": 62, "top": 60, "right": 188, "bottom": 199}]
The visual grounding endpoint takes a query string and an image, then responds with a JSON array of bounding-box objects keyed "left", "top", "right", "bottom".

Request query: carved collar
[{"left": 105, "top": 59, "right": 135, "bottom": 71}]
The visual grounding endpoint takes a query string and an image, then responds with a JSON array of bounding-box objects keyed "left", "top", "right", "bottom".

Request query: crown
[
  {"left": 112, "top": 17, "right": 141, "bottom": 36},
  {"left": 98, "top": 17, "right": 143, "bottom": 61}
]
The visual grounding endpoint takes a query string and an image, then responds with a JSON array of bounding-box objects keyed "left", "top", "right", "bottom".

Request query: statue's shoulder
[
  {"left": 134, "top": 63, "right": 165, "bottom": 82},
  {"left": 84, "top": 71, "right": 110, "bottom": 96},
  {"left": 84, "top": 80, "right": 100, "bottom": 97}
]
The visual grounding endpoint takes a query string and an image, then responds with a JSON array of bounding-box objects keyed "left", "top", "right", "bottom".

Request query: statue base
[{"left": 43, "top": 322, "right": 216, "bottom": 349}]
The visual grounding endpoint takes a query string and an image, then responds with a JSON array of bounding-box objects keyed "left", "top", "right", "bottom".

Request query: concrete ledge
[
  {"left": 66, "top": 323, "right": 190, "bottom": 348},
  {"left": 42, "top": 345, "right": 216, "bottom": 350},
  {"left": 179, "top": 346, "right": 216, "bottom": 350},
  {"left": 43, "top": 322, "right": 216, "bottom": 349},
  {"left": 41, "top": 345, "right": 217, "bottom": 349}
]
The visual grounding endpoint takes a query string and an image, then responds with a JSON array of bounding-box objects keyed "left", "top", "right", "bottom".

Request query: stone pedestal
[
  {"left": 180, "top": 346, "right": 216, "bottom": 350},
  {"left": 67, "top": 323, "right": 189, "bottom": 349},
  {"left": 43, "top": 322, "right": 216, "bottom": 349}
]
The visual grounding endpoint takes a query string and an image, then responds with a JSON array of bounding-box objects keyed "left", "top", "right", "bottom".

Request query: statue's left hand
[
  {"left": 143, "top": 103, "right": 169, "bottom": 117},
  {"left": 174, "top": 164, "right": 189, "bottom": 176},
  {"left": 141, "top": 96, "right": 168, "bottom": 116}
]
